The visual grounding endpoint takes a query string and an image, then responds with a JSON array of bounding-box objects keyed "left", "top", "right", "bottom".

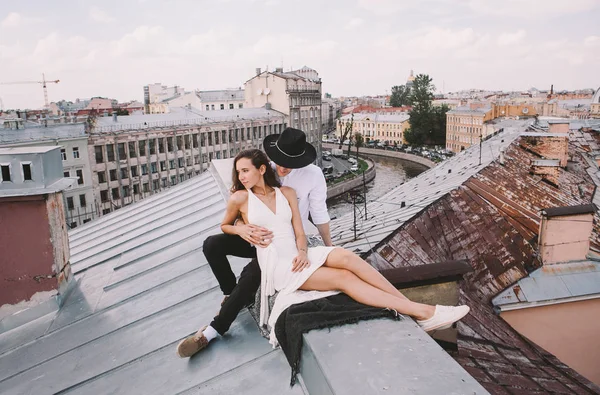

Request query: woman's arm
[
  {"left": 221, "top": 191, "right": 272, "bottom": 247},
  {"left": 281, "top": 187, "right": 309, "bottom": 272}
]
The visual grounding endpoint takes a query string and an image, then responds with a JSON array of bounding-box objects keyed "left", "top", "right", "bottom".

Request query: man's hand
[
  {"left": 237, "top": 224, "right": 273, "bottom": 248},
  {"left": 291, "top": 251, "right": 310, "bottom": 272}
]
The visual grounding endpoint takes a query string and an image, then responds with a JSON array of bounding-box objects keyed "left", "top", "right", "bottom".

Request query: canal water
[{"left": 327, "top": 155, "right": 429, "bottom": 220}]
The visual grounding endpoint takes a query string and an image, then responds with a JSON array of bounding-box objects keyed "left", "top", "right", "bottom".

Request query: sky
[{"left": 0, "top": 0, "right": 599, "bottom": 109}]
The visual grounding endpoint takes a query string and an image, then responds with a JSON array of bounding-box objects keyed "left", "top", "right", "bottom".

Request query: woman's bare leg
[
  {"left": 324, "top": 248, "right": 409, "bottom": 301},
  {"left": 300, "top": 266, "right": 434, "bottom": 321}
]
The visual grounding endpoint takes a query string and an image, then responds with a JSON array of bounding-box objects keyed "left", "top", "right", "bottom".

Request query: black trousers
[{"left": 203, "top": 233, "right": 261, "bottom": 335}]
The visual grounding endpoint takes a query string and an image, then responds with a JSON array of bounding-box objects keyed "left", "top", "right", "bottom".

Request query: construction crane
[{"left": 0, "top": 73, "right": 60, "bottom": 109}]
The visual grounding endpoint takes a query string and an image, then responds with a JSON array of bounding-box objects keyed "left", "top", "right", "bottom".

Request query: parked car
[
  {"left": 350, "top": 164, "right": 358, "bottom": 172},
  {"left": 322, "top": 165, "right": 334, "bottom": 174},
  {"left": 322, "top": 155, "right": 332, "bottom": 161},
  {"left": 325, "top": 173, "right": 335, "bottom": 182},
  {"left": 348, "top": 157, "right": 357, "bottom": 164}
]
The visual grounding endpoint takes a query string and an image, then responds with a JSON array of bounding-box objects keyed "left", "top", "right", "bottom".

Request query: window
[
  {"left": 229, "top": 103, "right": 234, "bottom": 109},
  {"left": 110, "top": 169, "right": 118, "bottom": 181},
  {"left": 98, "top": 171, "right": 106, "bottom": 183},
  {"left": 133, "top": 184, "right": 140, "bottom": 195},
  {"left": 178, "top": 157, "right": 184, "bottom": 167},
  {"left": 171, "top": 175, "right": 176, "bottom": 185},
  {"left": 83, "top": 219, "right": 91, "bottom": 224},
  {"left": 186, "top": 157, "right": 192, "bottom": 166},
  {"left": 112, "top": 187, "right": 120, "bottom": 199},
  {"left": 22, "top": 163, "right": 32, "bottom": 181},
  {"left": 66, "top": 197, "right": 74, "bottom": 210},
  {"left": 158, "top": 138, "right": 165, "bottom": 153},
  {"left": 79, "top": 194, "right": 87, "bottom": 207},
  {"left": 102, "top": 208, "right": 111, "bottom": 215},
  {"left": 200, "top": 134, "right": 205, "bottom": 147},
  {"left": 184, "top": 135, "right": 190, "bottom": 149},
  {"left": 76, "top": 169, "right": 84, "bottom": 185},
  {"left": 222, "top": 130, "right": 226, "bottom": 143},
  {"left": 239, "top": 103, "right": 243, "bottom": 109},
  {"left": 70, "top": 222, "right": 77, "bottom": 229},
  {"left": 177, "top": 136, "right": 183, "bottom": 150},
  {"left": 139, "top": 140, "right": 146, "bottom": 156},
  {"left": 149, "top": 139, "right": 156, "bottom": 155},
  {"left": 61, "top": 149, "right": 66, "bottom": 161},
  {"left": 99, "top": 190, "right": 110, "bottom": 202},
  {"left": 141, "top": 164, "right": 148, "bottom": 175},
  {"left": 215, "top": 132, "right": 219, "bottom": 145},
  {"left": 131, "top": 166, "right": 138, "bottom": 177},
  {"left": 161, "top": 178, "right": 167, "bottom": 188},
  {"left": 216, "top": 151, "right": 221, "bottom": 159},
  {"left": 152, "top": 180, "right": 159, "bottom": 190},
  {"left": 169, "top": 159, "right": 175, "bottom": 169},
  {"left": 192, "top": 134, "right": 199, "bottom": 148},
  {"left": 151, "top": 162, "right": 157, "bottom": 173},
  {"left": 220, "top": 104, "right": 224, "bottom": 110},
  {"left": 123, "top": 185, "right": 130, "bottom": 197},
  {"left": 207, "top": 133, "right": 212, "bottom": 146},
  {"left": 129, "top": 142, "right": 137, "bottom": 158},
  {"left": 180, "top": 174, "right": 185, "bottom": 182},
  {"left": 206, "top": 104, "right": 210, "bottom": 111},
  {"left": 118, "top": 143, "right": 126, "bottom": 159},
  {"left": 120, "top": 167, "right": 128, "bottom": 179},
  {"left": 106, "top": 144, "right": 115, "bottom": 161},
  {"left": 95, "top": 146, "right": 104, "bottom": 162},
  {"left": 211, "top": 104, "right": 215, "bottom": 110},
  {"left": 167, "top": 137, "right": 174, "bottom": 152},
  {"left": 64, "top": 170, "right": 70, "bottom": 178},
  {"left": 143, "top": 182, "right": 149, "bottom": 192},
  {"left": 202, "top": 154, "right": 207, "bottom": 163},
  {"left": 73, "top": 147, "right": 80, "bottom": 159},
  {"left": 160, "top": 161, "right": 166, "bottom": 171}
]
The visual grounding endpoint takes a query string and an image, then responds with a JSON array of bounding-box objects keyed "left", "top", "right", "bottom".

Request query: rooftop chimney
[
  {"left": 256, "top": 67, "right": 262, "bottom": 76},
  {"left": 275, "top": 67, "right": 283, "bottom": 73},
  {"left": 538, "top": 204, "right": 595, "bottom": 265},
  {"left": 112, "top": 112, "right": 118, "bottom": 122},
  {"left": 0, "top": 146, "right": 76, "bottom": 332},
  {"left": 520, "top": 133, "right": 569, "bottom": 167},
  {"left": 530, "top": 159, "right": 560, "bottom": 186}
]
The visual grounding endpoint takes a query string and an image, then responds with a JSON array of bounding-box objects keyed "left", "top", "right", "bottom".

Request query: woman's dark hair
[{"left": 231, "top": 149, "right": 281, "bottom": 193}]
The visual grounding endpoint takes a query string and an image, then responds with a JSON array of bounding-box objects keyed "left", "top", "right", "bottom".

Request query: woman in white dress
[{"left": 220, "top": 149, "right": 470, "bottom": 345}]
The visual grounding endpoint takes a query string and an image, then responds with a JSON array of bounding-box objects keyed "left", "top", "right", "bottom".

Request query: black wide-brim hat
[{"left": 263, "top": 127, "right": 317, "bottom": 169}]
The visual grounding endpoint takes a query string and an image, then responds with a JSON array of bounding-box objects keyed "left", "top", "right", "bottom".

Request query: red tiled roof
[{"left": 366, "top": 138, "right": 600, "bottom": 394}]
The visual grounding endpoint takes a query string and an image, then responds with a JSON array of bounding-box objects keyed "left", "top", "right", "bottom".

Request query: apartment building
[
  {"left": 0, "top": 122, "right": 95, "bottom": 228},
  {"left": 337, "top": 112, "right": 410, "bottom": 145},
  {"left": 445, "top": 106, "right": 494, "bottom": 153},
  {"left": 244, "top": 66, "right": 322, "bottom": 154},
  {"left": 89, "top": 107, "right": 286, "bottom": 216}
]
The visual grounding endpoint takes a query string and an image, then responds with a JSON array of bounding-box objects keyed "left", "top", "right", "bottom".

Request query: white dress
[{"left": 247, "top": 187, "right": 339, "bottom": 346}]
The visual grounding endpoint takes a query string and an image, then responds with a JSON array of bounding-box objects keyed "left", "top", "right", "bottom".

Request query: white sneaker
[{"left": 416, "top": 305, "right": 470, "bottom": 332}]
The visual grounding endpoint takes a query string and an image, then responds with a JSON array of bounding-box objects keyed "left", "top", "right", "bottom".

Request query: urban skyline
[{"left": 1, "top": 0, "right": 599, "bottom": 109}]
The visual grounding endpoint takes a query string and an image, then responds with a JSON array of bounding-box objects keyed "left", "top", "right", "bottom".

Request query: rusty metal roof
[{"left": 341, "top": 126, "right": 600, "bottom": 393}]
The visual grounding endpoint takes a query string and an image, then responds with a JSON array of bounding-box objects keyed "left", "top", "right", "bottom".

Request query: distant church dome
[
  {"left": 592, "top": 87, "right": 600, "bottom": 104},
  {"left": 407, "top": 69, "right": 415, "bottom": 87}
]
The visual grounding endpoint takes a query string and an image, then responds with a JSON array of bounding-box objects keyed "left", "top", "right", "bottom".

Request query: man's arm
[{"left": 308, "top": 167, "right": 333, "bottom": 246}]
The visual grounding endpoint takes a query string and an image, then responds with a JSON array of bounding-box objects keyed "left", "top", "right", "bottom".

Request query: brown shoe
[{"left": 177, "top": 326, "right": 209, "bottom": 358}]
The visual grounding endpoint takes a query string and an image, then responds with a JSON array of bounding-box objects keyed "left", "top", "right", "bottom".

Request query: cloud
[
  {"left": 1, "top": 12, "right": 22, "bottom": 27},
  {"left": 467, "top": 0, "right": 599, "bottom": 17},
  {"left": 345, "top": 17, "right": 364, "bottom": 30},
  {"left": 497, "top": 29, "right": 526, "bottom": 46},
  {"left": 89, "top": 6, "right": 116, "bottom": 23}
]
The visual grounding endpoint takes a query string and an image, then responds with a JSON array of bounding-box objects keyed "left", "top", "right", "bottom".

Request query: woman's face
[{"left": 236, "top": 157, "right": 264, "bottom": 189}]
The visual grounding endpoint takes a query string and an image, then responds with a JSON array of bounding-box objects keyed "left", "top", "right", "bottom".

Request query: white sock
[{"left": 203, "top": 325, "right": 219, "bottom": 342}]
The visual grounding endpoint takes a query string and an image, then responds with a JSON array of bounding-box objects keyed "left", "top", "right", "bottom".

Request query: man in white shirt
[{"left": 177, "top": 128, "right": 332, "bottom": 358}]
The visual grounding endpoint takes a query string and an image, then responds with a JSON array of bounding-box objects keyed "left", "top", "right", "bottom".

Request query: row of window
[
  {"left": 205, "top": 103, "right": 243, "bottom": 111},
  {"left": 447, "top": 116, "right": 483, "bottom": 125},
  {"left": 63, "top": 169, "right": 85, "bottom": 185},
  {"left": 99, "top": 172, "right": 196, "bottom": 202},
  {"left": 0, "top": 162, "right": 33, "bottom": 183},
  {"left": 448, "top": 125, "right": 482, "bottom": 134},
  {"left": 94, "top": 124, "right": 284, "bottom": 163},
  {"left": 65, "top": 194, "right": 87, "bottom": 210},
  {"left": 61, "top": 147, "right": 80, "bottom": 160}
]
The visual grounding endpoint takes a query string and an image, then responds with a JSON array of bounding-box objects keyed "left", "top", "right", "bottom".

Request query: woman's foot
[{"left": 416, "top": 305, "right": 470, "bottom": 332}]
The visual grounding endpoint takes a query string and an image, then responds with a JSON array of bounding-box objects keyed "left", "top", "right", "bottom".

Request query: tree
[
  {"left": 406, "top": 74, "right": 448, "bottom": 146},
  {"left": 115, "top": 108, "right": 129, "bottom": 116},
  {"left": 338, "top": 113, "right": 354, "bottom": 149},
  {"left": 389, "top": 85, "right": 412, "bottom": 107},
  {"left": 354, "top": 132, "right": 364, "bottom": 160},
  {"left": 85, "top": 109, "right": 98, "bottom": 133}
]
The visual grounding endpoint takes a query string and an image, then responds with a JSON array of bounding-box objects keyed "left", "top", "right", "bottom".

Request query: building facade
[
  {"left": 446, "top": 106, "right": 494, "bottom": 153},
  {"left": 0, "top": 123, "right": 96, "bottom": 228},
  {"left": 337, "top": 112, "right": 410, "bottom": 145},
  {"left": 147, "top": 89, "right": 245, "bottom": 114},
  {"left": 244, "top": 66, "right": 322, "bottom": 154},
  {"left": 88, "top": 108, "right": 286, "bottom": 216},
  {"left": 591, "top": 87, "right": 600, "bottom": 118}
]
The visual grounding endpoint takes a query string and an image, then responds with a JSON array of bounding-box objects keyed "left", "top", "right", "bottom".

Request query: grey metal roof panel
[{"left": 0, "top": 169, "right": 297, "bottom": 395}]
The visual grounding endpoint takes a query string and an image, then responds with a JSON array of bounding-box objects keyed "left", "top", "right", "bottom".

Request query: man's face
[{"left": 276, "top": 164, "right": 292, "bottom": 178}]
